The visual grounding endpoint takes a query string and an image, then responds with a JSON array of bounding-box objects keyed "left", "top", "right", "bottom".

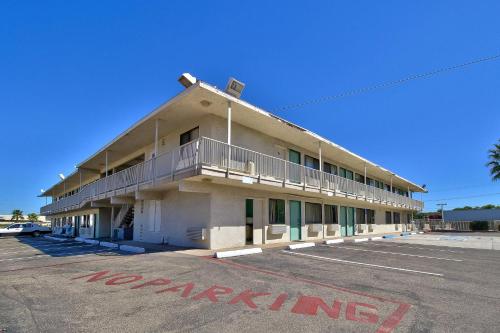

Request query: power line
[
  {"left": 275, "top": 52, "right": 500, "bottom": 112},
  {"left": 424, "top": 192, "right": 500, "bottom": 202}
]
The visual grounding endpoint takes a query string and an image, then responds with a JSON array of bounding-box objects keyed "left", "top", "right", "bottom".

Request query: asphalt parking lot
[{"left": 1, "top": 234, "right": 499, "bottom": 333}]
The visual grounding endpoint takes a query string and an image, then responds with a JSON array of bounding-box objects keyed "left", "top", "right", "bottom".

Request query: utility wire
[
  {"left": 275, "top": 53, "right": 500, "bottom": 112},
  {"left": 424, "top": 192, "right": 500, "bottom": 202}
]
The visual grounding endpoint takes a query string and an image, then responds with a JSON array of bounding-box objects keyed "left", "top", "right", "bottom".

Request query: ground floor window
[
  {"left": 269, "top": 199, "right": 285, "bottom": 224},
  {"left": 407, "top": 213, "right": 412, "bottom": 223},
  {"left": 305, "top": 202, "right": 322, "bottom": 224},
  {"left": 356, "top": 208, "right": 366, "bottom": 224},
  {"left": 385, "top": 211, "right": 392, "bottom": 224},
  {"left": 393, "top": 212, "right": 401, "bottom": 224},
  {"left": 367, "top": 209, "right": 375, "bottom": 224},
  {"left": 324, "top": 204, "right": 338, "bottom": 224}
]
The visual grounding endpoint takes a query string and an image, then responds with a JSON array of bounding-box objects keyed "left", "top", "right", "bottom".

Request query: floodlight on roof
[
  {"left": 225, "top": 77, "right": 245, "bottom": 98},
  {"left": 58, "top": 173, "right": 65, "bottom": 180},
  {"left": 178, "top": 73, "right": 197, "bottom": 88}
]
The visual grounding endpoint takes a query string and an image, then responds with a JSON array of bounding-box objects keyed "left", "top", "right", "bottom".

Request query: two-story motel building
[{"left": 40, "top": 74, "right": 425, "bottom": 249}]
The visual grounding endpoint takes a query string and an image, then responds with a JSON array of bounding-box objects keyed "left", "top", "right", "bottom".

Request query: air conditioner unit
[{"left": 246, "top": 161, "right": 256, "bottom": 175}]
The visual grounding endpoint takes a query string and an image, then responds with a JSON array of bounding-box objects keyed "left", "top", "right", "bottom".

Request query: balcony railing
[{"left": 41, "top": 137, "right": 423, "bottom": 215}]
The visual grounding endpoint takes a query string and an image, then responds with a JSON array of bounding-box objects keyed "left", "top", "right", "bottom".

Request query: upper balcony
[{"left": 41, "top": 137, "right": 424, "bottom": 215}]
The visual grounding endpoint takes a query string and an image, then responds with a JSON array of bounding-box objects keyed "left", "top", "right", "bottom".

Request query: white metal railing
[{"left": 41, "top": 137, "right": 424, "bottom": 215}]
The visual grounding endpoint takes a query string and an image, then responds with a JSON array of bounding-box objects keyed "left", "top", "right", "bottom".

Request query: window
[
  {"left": 385, "top": 211, "right": 392, "bottom": 224},
  {"left": 366, "top": 177, "right": 374, "bottom": 186},
  {"left": 393, "top": 212, "right": 400, "bottom": 224},
  {"left": 323, "top": 162, "right": 337, "bottom": 175},
  {"left": 355, "top": 173, "right": 365, "bottom": 184},
  {"left": 367, "top": 209, "right": 375, "bottom": 224},
  {"left": 305, "top": 155, "right": 319, "bottom": 170},
  {"left": 385, "top": 184, "right": 391, "bottom": 192},
  {"left": 305, "top": 202, "right": 322, "bottom": 224},
  {"left": 345, "top": 170, "right": 354, "bottom": 180},
  {"left": 269, "top": 199, "right": 285, "bottom": 224},
  {"left": 339, "top": 167, "right": 346, "bottom": 178},
  {"left": 180, "top": 127, "right": 199, "bottom": 145},
  {"left": 324, "top": 205, "right": 338, "bottom": 224},
  {"left": 356, "top": 208, "right": 366, "bottom": 224},
  {"left": 407, "top": 214, "right": 412, "bottom": 224}
]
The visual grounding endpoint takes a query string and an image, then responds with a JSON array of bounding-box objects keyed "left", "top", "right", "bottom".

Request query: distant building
[{"left": 443, "top": 209, "right": 500, "bottom": 222}]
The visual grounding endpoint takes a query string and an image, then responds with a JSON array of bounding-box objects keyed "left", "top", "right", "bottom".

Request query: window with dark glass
[
  {"left": 385, "top": 211, "right": 392, "bottom": 224},
  {"left": 323, "top": 162, "right": 337, "bottom": 175},
  {"left": 355, "top": 173, "right": 365, "bottom": 183},
  {"left": 269, "top": 199, "right": 285, "bottom": 224},
  {"left": 324, "top": 204, "right": 338, "bottom": 224},
  {"left": 345, "top": 169, "right": 354, "bottom": 180},
  {"left": 393, "top": 212, "right": 401, "bottom": 224},
  {"left": 339, "top": 167, "right": 346, "bottom": 178},
  {"left": 180, "top": 127, "right": 199, "bottom": 145},
  {"left": 305, "top": 155, "right": 319, "bottom": 170},
  {"left": 356, "top": 208, "right": 366, "bottom": 224},
  {"left": 367, "top": 209, "right": 375, "bottom": 224},
  {"left": 305, "top": 202, "right": 322, "bottom": 224}
]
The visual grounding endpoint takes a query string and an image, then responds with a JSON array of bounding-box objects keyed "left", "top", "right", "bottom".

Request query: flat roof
[{"left": 41, "top": 77, "right": 426, "bottom": 196}]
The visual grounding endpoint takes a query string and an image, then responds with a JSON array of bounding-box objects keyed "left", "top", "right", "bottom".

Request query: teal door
[
  {"left": 340, "top": 206, "right": 355, "bottom": 237},
  {"left": 290, "top": 200, "right": 301, "bottom": 241},
  {"left": 347, "top": 207, "right": 355, "bottom": 236},
  {"left": 340, "top": 206, "right": 347, "bottom": 236}
]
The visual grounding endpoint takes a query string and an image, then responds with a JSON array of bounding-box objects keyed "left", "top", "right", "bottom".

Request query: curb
[
  {"left": 215, "top": 247, "right": 262, "bottom": 258},
  {"left": 43, "top": 235, "right": 69, "bottom": 242},
  {"left": 120, "top": 245, "right": 146, "bottom": 253},
  {"left": 369, "top": 236, "right": 383, "bottom": 241},
  {"left": 382, "top": 234, "right": 399, "bottom": 239},
  {"left": 325, "top": 239, "right": 344, "bottom": 245},
  {"left": 288, "top": 242, "right": 315, "bottom": 250},
  {"left": 99, "top": 241, "right": 119, "bottom": 249},
  {"left": 83, "top": 239, "right": 100, "bottom": 245},
  {"left": 354, "top": 238, "right": 369, "bottom": 243}
]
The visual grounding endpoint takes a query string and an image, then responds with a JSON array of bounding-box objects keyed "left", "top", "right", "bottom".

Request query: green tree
[
  {"left": 11, "top": 209, "right": 24, "bottom": 221},
  {"left": 487, "top": 139, "right": 500, "bottom": 181},
  {"left": 27, "top": 213, "right": 39, "bottom": 221}
]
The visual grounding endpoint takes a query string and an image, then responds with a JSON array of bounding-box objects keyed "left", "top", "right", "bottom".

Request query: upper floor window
[
  {"left": 323, "top": 162, "right": 337, "bottom": 175},
  {"left": 305, "top": 155, "right": 319, "bottom": 170},
  {"left": 355, "top": 173, "right": 365, "bottom": 184},
  {"left": 180, "top": 127, "right": 199, "bottom": 146}
]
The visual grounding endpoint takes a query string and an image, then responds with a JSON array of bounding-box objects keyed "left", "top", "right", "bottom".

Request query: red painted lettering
[
  {"left": 346, "top": 302, "right": 379, "bottom": 324},
  {"left": 228, "top": 289, "right": 271, "bottom": 309},
  {"left": 192, "top": 285, "right": 233, "bottom": 303},
  {"left": 71, "top": 271, "right": 124, "bottom": 282},
  {"left": 269, "top": 293, "right": 288, "bottom": 311},
  {"left": 105, "top": 275, "right": 143, "bottom": 285},
  {"left": 156, "top": 283, "right": 195, "bottom": 298},
  {"left": 131, "top": 278, "right": 171, "bottom": 289},
  {"left": 291, "top": 296, "right": 341, "bottom": 319}
]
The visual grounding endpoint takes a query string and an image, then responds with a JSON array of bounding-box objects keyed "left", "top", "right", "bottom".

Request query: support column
[
  {"left": 154, "top": 119, "right": 159, "bottom": 157},
  {"left": 227, "top": 101, "right": 232, "bottom": 173},
  {"left": 318, "top": 141, "right": 322, "bottom": 191}
]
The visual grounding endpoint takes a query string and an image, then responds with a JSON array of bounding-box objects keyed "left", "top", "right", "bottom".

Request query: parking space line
[
  {"left": 368, "top": 242, "right": 463, "bottom": 253},
  {"left": 0, "top": 249, "right": 115, "bottom": 262},
  {"left": 0, "top": 244, "right": 96, "bottom": 256},
  {"left": 281, "top": 250, "right": 444, "bottom": 276},
  {"left": 322, "top": 245, "right": 463, "bottom": 261}
]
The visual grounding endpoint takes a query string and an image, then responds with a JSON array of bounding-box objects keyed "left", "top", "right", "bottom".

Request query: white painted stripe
[
  {"left": 84, "top": 239, "right": 100, "bottom": 245},
  {"left": 215, "top": 247, "right": 262, "bottom": 258},
  {"left": 411, "top": 232, "right": 417, "bottom": 235},
  {"left": 323, "top": 245, "right": 463, "bottom": 261},
  {"left": 325, "top": 239, "right": 344, "bottom": 244},
  {"left": 288, "top": 242, "right": 315, "bottom": 250},
  {"left": 0, "top": 249, "right": 113, "bottom": 262},
  {"left": 369, "top": 236, "right": 383, "bottom": 241},
  {"left": 119, "top": 245, "right": 146, "bottom": 253},
  {"left": 418, "top": 232, "right": 424, "bottom": 234},
  {"left": 281, "top": 250, "right": 444, "bottom": 277},
  {"left": 354, "top": 238, "right": 369, "bottom": 243},
  {"left": 99, "top": 241, "right": 119, "bottom": 249},
  {"left": 43, "top": 236, "right": 70, "bottom": 242},
  {"left": 361, "top": 242, "right": 462, "bottom": 253},
  {"left": 0, "top": 244, "right": 94, "bottom": 255}
]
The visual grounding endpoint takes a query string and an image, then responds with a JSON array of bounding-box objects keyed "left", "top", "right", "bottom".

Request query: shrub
[{"left": 470, "top": 221, "right": 489, "bottom": 231}]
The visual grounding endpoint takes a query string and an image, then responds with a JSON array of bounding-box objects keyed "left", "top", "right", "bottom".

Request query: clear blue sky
[{"left": 1, "top": 1, "right": 499, "bottom": 214}]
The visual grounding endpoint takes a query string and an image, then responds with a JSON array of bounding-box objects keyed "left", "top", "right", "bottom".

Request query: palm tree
[
  {"left": 487, "top": 139, "right": 500, "bottom": 181},
  {"left": 27, "top": 213, "right": 39, "bottom": 222},
  {"left": 11, "top": 209, "right": 24, "bottom": 221}
]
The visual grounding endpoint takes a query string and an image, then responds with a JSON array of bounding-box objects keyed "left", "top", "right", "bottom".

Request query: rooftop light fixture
[
  {"left": 178, "top": 73, "right": 197, "bottom": 88},
  {"left": 225, "top": 77, "right": 245, "bottom": 98},
  {"left": 58, "top": 173, "right": 65, "bottom": 180}
]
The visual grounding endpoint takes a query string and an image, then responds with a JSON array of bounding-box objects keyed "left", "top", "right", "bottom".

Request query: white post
[
  {"left": 154, "top": 119, "right": 159, "bottom": 157},
  {"left": 364, "top": 164, "right": 368, "bottom": 200},
  {"left": 227, "top": 101, "right": 232, "bottom": 173},
  {"left": 318, "top": 141, "right": 322, "bottom": 191},
  {"left": 105, "top": 151, "right": 109, "bottom": 192}
]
